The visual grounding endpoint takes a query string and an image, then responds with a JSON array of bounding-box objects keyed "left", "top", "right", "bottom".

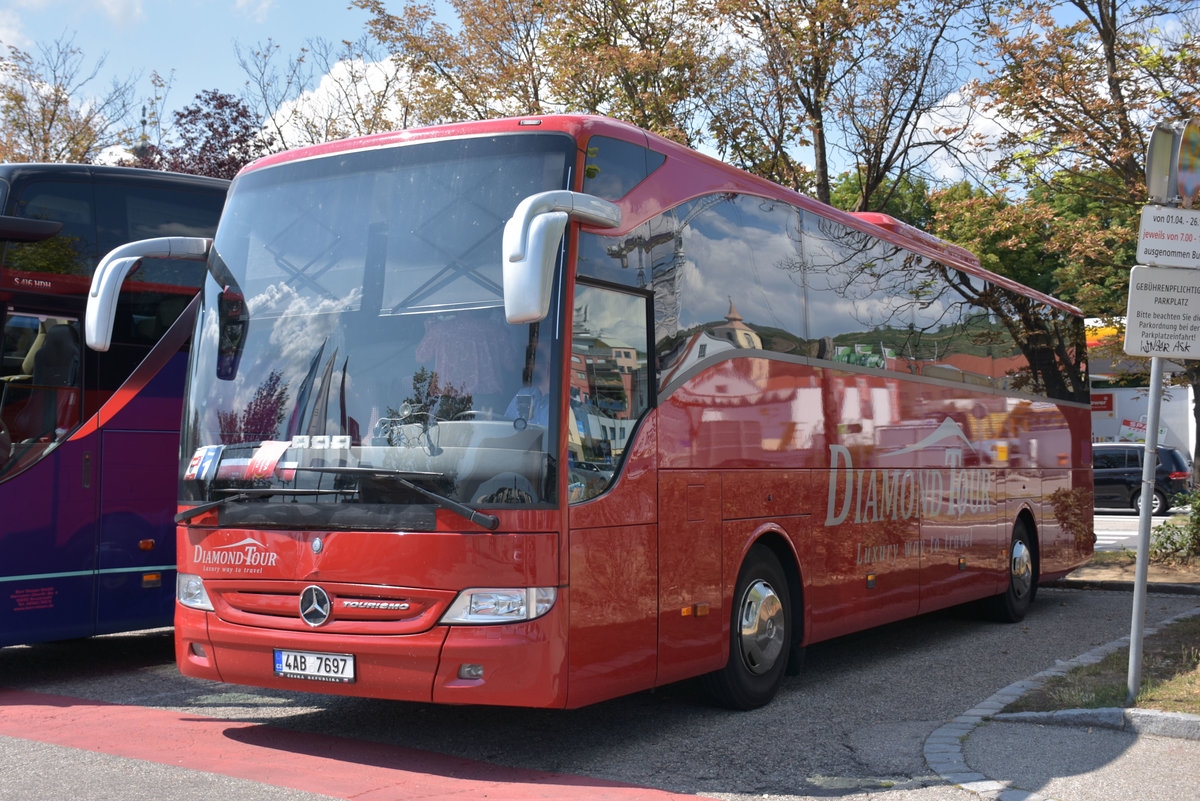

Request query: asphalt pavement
[
  {"left": 927, "top": 593, "right": 1200, "bottom": 801},
  {"left": 3, "top": 572, "right": 1200, "bottom": 801}
]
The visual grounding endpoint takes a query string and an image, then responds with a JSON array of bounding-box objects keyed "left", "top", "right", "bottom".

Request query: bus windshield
[{"left": 180, "top": 133, "right": 575, "bottom": 530}]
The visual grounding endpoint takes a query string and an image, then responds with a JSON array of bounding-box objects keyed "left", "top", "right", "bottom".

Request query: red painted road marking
[{"left": 0, "top": 689, "right": 701, "bottom": 800}]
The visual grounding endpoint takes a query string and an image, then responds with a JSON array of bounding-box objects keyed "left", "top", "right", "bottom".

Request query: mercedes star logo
[{"left": 299, "top": 585, "right": 332, "bottom": 627}]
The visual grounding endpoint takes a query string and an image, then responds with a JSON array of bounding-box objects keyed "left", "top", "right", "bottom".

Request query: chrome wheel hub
[
  {"left": 738, "top": 579, "right": 786, "bottom": 675},
  {"left": 1010, "top": 540, "right": 1033, "bottom": 599}
]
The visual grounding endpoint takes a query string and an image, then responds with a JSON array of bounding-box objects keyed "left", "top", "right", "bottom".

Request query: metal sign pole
[
  {"left": 1125, "top": 116, "right": 1200, "bottom": 703},
  {"left": 1127, "top": 355, "right": 1164, "bottom": 704}
]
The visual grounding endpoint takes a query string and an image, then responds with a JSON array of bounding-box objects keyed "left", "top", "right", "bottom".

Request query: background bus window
[
  {"left": 2, "top": 180, "right": 96, "bottom": 276},
  {"left": 0, "top": 312, "right": 81, "bottom": 478},
  {"left": 91, "top": 180, "right": 223, "bottom": 395}
]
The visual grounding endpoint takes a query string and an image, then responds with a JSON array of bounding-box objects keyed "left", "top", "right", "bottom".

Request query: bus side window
[
  {"left": 582, "top": 135, "right": 666, "bottom": 201},
  {"left": 0, "top": 313, "right": 81, "bottom": 477}
]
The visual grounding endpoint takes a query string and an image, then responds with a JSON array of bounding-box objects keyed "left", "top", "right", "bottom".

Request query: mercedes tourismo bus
[
  {"left": 1, "top": 164, "right": 227, "bottom": 647},
  {"left": 86, "top": 116, "right": 1093, "bottom": 709}
]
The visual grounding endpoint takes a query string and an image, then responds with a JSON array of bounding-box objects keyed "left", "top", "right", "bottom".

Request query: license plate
[{"left": 274, "top": 648, "right": 355, "bottom": 683}]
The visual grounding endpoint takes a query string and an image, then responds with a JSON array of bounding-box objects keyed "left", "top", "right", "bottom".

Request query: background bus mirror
[
  {"left": 502, "top": 191, "right": 621, "bottom": 324},
  {"left": 216, "top": 289, "right": 248, "bottom": 380},
  {"left": 0, "top": 215, "right": 64, "bottom": 242}
]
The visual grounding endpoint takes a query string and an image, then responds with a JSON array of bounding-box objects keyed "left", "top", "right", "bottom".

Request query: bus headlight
[
  {"left": 440, "top": 587, "right": 556, "bottom": 624},
  {"left": 176, "top": 573, "right": 214, "bottom": 611}
]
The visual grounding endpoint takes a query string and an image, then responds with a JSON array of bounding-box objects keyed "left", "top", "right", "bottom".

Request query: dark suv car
[{"left": 1092, "top": 443, "right": 1192, "bottom": 514}]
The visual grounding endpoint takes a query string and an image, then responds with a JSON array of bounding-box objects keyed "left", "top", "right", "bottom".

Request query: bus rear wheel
[
  {"left": 984, "top": 520, "right": 1036, "bottom": 623},
  {"left": 706, "top": 545, "right": 791, "bottom": 709}
]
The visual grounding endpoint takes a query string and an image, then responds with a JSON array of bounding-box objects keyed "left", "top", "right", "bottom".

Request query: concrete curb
[
  {"left": 990, "top": 707, "right": 1200, "bottom": 740},
  {"left": 1046, "top": 578, "right": 1200, "bottom": 595},
  {"left": 922, "top": 601, "right": 1200, "bottom": 800}
]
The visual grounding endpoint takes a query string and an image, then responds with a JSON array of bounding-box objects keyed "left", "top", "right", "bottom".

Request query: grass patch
[
  {"left": 1004, "top": 615, "right": 1200, "bottom": 715},
  {"left": 1088, "top": 550, "right": 1137, "bottom": 566}
]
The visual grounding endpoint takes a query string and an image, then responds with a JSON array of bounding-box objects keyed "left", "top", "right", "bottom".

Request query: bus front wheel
[{"left": 706, "top": 545, "right": 791, "bottom": 709}]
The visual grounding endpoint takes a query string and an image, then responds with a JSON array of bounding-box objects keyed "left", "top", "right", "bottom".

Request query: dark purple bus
[{"left": 0, "top": 164, "right": 226, "bottom": 647}]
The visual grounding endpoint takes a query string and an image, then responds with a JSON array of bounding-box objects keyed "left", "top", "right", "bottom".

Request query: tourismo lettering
[{"left": 824, "top": 445, "right": 995, "bottom": 526}]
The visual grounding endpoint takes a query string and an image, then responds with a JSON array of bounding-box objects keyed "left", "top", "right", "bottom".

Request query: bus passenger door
[
  {"left": 92, "top": 295, "right": 197, "bottom": 634},
  {"left": 565, "top": 282, "right": 660, "bottom": 706},
  {"left": 657, "top": 471, "right": 724, "bottom": 685}
]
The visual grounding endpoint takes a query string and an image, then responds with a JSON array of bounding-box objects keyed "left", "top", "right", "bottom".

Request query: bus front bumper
[{"left": 175, "top": 601, "right": 569, "bottom": 708}]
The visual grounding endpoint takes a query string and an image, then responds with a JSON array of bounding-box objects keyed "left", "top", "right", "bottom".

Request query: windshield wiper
[
  {"left": 174, "top": 488, "right": 354, "bottom": 524},
  {"left": 295, "top": 466, "right": 500, "bottom": 531}
]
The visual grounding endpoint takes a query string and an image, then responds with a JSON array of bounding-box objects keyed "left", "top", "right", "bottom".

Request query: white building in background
[{"left": 1087, "top": 319, "right": 1196, "bottom": 462}]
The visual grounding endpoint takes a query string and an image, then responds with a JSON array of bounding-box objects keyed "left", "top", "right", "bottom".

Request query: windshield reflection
[{"left": 180, "top": 133, "right": 574, "bottom": 528}]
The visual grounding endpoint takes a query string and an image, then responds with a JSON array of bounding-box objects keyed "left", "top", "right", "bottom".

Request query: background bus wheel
[
  {"left": 984, "top": 521, "right": 1036, "bottom": 623},
  {"left": 706, "top": 545, "right": 791, "bottom": 709}
]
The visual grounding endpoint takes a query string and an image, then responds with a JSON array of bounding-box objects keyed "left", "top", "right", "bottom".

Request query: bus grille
[{"left": 204, "top": 579, "right": 455, "bottom": 635}]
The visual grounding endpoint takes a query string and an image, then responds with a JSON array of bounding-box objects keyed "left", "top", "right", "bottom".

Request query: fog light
[
  {"left": 190, "top": 643, "right": 208, "bottom": 658},
  {"left": 458, "top": 663, "right": 484, "bottom": 680}
]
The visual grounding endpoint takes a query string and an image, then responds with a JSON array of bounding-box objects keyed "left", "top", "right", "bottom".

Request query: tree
[
  {"left": 353, "top": 0, "right": 726, "bottom": 145},
  {"left": 711, "top": 0, "right": 976, "bottom": 207},
  {"left": 354, "top": 0, "right": 554, "bottom": 122},
  {"left": 831, "top": 172, "right": 935, "bottom": 230},
  {"left": 0, "top": 35, "right": 138, "bottom": 163},
  {"left": 237, "top": 35, "right": 428, "bottom": 149},
  {"left": 973, "top": 0, "right": 1199, "bottom": 208},
  {"left": 544, "top": 0, "right": 728, "bottom": 145},
  {"left": 968, "top": 0, "right": 1199, "bottom": 304},
  {"left": 971, "top": 0, "right": 1200, "bottom": 473},
  {"left": 126, "top": 90, "right": 273, "bottom": 179}
]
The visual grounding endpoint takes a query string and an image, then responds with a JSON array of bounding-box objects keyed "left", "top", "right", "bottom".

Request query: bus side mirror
[
  {"left": 502, "top": 191, "right": 621, "bottom": 324},
  {"left": 0, "top": 214, "right": 64, "bottom": 242},
  {"left": 86, "top": 236, "right": 211, "bottom": 352},
  {"left": 216, "top": 289, "right": 248, "bottom": 380}
]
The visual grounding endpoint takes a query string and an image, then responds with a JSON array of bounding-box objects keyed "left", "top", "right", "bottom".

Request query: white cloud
[
  {"left": 0, "top": 9, "right": 29, "bottom": 49},
  {"left": 235, "top": 0, "right": 274, "bottom": 24},
  {"left": 98, "top": 0, "right": 144, "bottom": 23}
]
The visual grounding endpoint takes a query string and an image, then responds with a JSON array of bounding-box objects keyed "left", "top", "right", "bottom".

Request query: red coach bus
[{"left": 87, "top": 115, "right": 1093, "bottom": 709}]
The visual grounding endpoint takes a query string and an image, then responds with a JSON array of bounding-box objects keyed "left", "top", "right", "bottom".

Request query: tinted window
[
  {"left": 95, "top": 181, "right": 224, "bottom": 287},
  {"left": 578, "top": 193, "right": 807, "bottom": 390},
  {"left": 1093, "top": 449, "right": 1127, "bottom": 469},
  {"left": 582, "top": 135, "right": 666, "bottom": 201},
  {"left": 1159, "top": 448, "right": 1188, "bottom": 472},
  {"left": 579, "top": 194, "right": 1086, "bottom": 404},
  {"left": 3, "top": 180, "right": 96, "bottom": 275},
  {"left": 0, "top": 311, "right": 82, "bottom": 479}
]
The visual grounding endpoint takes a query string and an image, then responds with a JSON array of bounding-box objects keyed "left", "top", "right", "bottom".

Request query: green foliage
[
  {"left": 1151, "top": 491, "right": 1200, "bottom": 563},
  {"left": 830, "top": 171, "right": 934, "bottom": 226}
]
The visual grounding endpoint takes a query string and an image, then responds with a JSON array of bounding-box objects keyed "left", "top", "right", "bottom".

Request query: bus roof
[
  {"left": 0, "top": 163, "right": 229, "bottom": 193},
  {"left": 238, "top": 114, "right": 1081, "bottom": 318}
]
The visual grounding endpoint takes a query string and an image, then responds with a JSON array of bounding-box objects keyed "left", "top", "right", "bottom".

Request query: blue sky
[{"left": 2, "top": 0, "right": 374, "bottom": 116}]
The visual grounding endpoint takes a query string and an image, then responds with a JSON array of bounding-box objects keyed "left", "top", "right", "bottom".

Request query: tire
[
  {"left": 1133, "top": 489, "right": 1168, "bottom": 516},
  {"left": 706, "top": 545, "right": 792, "bottom": 709},
  {"left": 984, "top": 520, "right": 1036, "bottom": 623}
]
